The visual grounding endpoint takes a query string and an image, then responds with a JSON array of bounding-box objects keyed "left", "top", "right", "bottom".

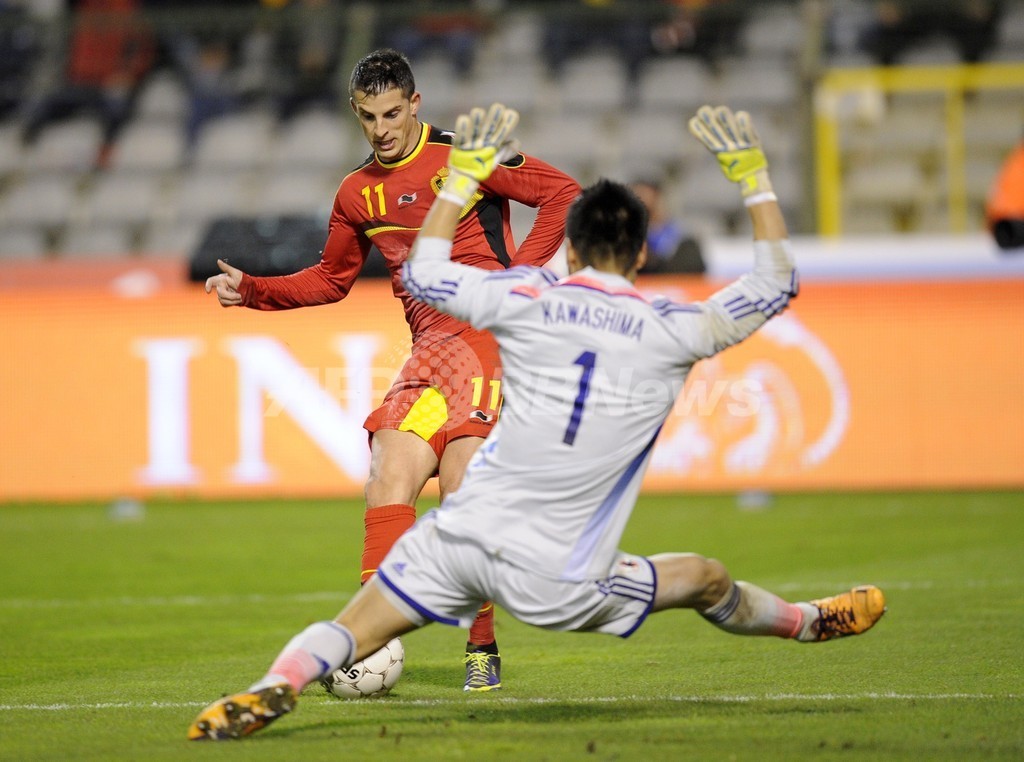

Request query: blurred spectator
[
  {"left": 858, "top": 0, "right": 1003, "bottom": 65},
  {"left": 0, "top": 0, "right": 39, "bottom": 120},
  {"left": 649, "top": 0, "right": 747, "bottom": 70},
  {"left": 273, "top": 0, "right": 343, "bottom": 120},
  {"left": 542, "top": 0, "right": 654, "bottom": 85},
  {"left": 375, "top": 0, "right": 488, "bottom": 80},
  {"left": 145, "top": 0, "right": 266, "bottom": 144},
  {"left": 630, "top": 178, "right": 706, "bottom": 275},
  {"left": 22, "top": 0, "right": 155, "bottom": 162},
  {"left": 170, "top": 33, "right": 242, "bottom": 148},
  {"left": 985, "top": 136, "right": 1024, "bottom": 250}
]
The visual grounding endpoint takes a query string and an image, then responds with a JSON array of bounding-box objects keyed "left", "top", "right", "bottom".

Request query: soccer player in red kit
[{"left": 205, "top": 48, "right": 581, "bottom": 691}]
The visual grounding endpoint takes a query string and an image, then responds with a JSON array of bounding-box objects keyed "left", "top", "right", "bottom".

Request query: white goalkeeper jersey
[{"left": 402, "top": 238, "right": 797, "bottom": 582}]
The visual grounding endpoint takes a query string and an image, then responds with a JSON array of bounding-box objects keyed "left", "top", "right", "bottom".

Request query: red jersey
[{"left": 237, "top": 122, "right": 580, "bottom": 339}]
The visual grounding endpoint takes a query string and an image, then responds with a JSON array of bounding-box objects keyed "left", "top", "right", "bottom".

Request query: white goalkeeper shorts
[{"left": 372, "top": 512, "right": 656, "bottom": 638}]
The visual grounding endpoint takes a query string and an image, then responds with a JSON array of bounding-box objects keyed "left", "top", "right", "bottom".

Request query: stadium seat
[
  {"left": 636, "top": 58, "right": 714, "bottom": 112},
  {"left": 251, "top": 168, "right": 339, "bottom": 217},
  {"left": 844, "top": 159, "right": 926, "bottom": 206},
  {"left": 679, "top": 161, "right": 745, "bottom": 215},
  {"left": 270, "top": 108, "right": 350, "bottom": 172},
  {"left": 613, "top": 109, "right": 701, "bottom": 179},
  {"left": 489, "top": 9, "right": 543, "bottom": 60},
  {"left": 192, "top": 109, "right": 276, "bottom": 170},
  {"left": 897, "top": 38, "right": 963, "bottom": 66},
  {"left": 0, "top": 227, "right": 49, "bottom": 259},
  {"left": 965, "top": 156, "right": 1003, "bottom": 199},
  {"left": 109, "top": 121, "right": 186, "bottom": 173},
  {"left": 82, "top": 170, "right": 167, "bottom": 226},
  {"left": 519, "top": 113, "right": 614, "bottom": 181},
  {"left": 187, "top": 215, "right": 325, "bottom": 281},
  {"left": 134, "top": 71, "right": 189, "bottom": 121},
  {"left": 715, "top": 57, "right": 799, "bottom": 109},
  {"left": 169, "top": 168, "right": 256, "bottom": 223},
  {"left": 410, "top": 54, "right": 473, "bottom": 125},
  {"left": 964, "top": 101, "right": 1024, "bottom": 156},
  {"left": 0, "top": 123, "right": 22, "bottom": 177},
  {"left": 139, "top": 218, "right": 207, "bottom": 259},
  {"left": 843, "top": 204, "right": 902, "bottom": 234},
  {"left": 558, "top": 52, "right": 628, "bottom": 111},
  {"left": 739, "top": 5, "right": 805, "bottom": 59},
  {"left": 0, "top": 174, "right": 80, "bottom": 228},
  {"left": 58, "top": 222, "right": 136, "bottom": 258},
  {"left": 470, "top": 59, "right": 548, "bottom": 116},
  {"left": 21, "top": 116, "right": 105, "bottom": 173},
  {"left": 840, "top": 95, "right": 946, "bottom": 163}
]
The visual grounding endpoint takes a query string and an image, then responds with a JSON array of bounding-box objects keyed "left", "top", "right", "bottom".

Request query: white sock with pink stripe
[
  {"left": 701, "top": 581, "right": 817, "bottom": 640},
  {"left": 250, "top": 621, "right": 356, "bottom": 693}
]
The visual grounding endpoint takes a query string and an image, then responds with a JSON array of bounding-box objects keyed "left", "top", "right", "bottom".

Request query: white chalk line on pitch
[
  {"left": 0, "top": 591, "right": 353, "bottom": 609},
  {"left": 0, "top": 693, "right": 1019, "bottom": 712},
  {"left": 0, "top": 578, "right": 1016, "bottom": 610}
]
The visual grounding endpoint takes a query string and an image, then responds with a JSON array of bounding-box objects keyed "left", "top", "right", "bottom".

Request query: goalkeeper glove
[
  {"left": 688, "top": 105, "right": 775, "bottom": 206},
  {"left": 439, "top": 102, "right": 520, "bottom": 207}
]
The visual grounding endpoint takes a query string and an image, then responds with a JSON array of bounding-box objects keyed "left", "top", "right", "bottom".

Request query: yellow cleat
[
  {"left": 809, "top": 585, "right": 886, "bottom": 641},
  {"left": 187, "top": 683, "right": 297, "bottom": 741}
]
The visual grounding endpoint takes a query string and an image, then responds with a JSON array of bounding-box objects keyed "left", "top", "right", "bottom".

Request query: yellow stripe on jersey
[{"left": 398, "top": 386, "right": 449, "bottom": 441}]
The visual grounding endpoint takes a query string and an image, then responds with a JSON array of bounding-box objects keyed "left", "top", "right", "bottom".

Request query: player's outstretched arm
[
  {"left": 204, "top": 258, "right": 246, "bottom": 307},
  {"left": 688, "top": 105, "right": 788, "bottom": 241},
  {"left": 685, "top": 105, "right": 797, "bottom": 356}
]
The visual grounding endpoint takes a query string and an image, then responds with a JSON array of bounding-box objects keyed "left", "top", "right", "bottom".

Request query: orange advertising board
[{"left": 1, "top": 267, "right": 1022, "bottom": 500}]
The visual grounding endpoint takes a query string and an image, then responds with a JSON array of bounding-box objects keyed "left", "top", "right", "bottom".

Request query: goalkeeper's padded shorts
[{"left": 374, "top": 513, "right": 656, "bottom": 639}]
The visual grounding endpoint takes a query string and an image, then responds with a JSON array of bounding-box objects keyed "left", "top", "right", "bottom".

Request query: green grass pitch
[{"left": 1, "top": 491, "right": 1021, "bottom": 760}]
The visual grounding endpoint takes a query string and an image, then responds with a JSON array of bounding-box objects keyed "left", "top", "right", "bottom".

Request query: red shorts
[{"left": 363, "top": 327, "right": 502, "bottom": 461}]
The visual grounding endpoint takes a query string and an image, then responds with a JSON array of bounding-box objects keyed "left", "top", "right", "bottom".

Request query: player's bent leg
[
  {"left": 436, "top": 434, "right": 485, "bottom": 500},
  {"left": 188, "top": 591, "right": 422, "bottom": 741},
  {"left": 361, "top": 429, "right": 438, "bottom": 584},
  {"left": 651, "top": 553, "right": 809, "bottom": 639},
  {"left": 439, "top": 436, "right": 502, "bottom": 691},
  {"left": 335, "top": 580, "right": 422, "bottom": 663},
  {"left": 649, "top": 553, "right": 886, "bottom": 642},
  {"left": 649, "top": 552, "right": 732, "bottom": 612},
  {"left": 189, "top": 619, "right": 359, "bottom": 741},
  {"left": 365, "top": 428, "right": 438, "bottom": 507},
  {"left": 700, "top": 581, "right": 886, "bottom": 642}
]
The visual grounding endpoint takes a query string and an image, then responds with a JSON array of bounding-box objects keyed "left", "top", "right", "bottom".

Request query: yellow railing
[{"left": 814, "top": 62, "right": 1024, "bottom": 235}]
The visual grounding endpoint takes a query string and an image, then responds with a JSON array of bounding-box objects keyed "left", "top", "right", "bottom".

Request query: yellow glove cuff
[{"left": 438, "top": 171, "right": 480, "bottom": 207}]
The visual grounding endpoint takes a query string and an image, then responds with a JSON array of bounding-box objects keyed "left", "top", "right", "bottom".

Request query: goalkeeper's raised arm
[
  {"left": 401, "top": 103, "right": 541, "bottom": 327},
  {"left": 686, "top": 104, "right": 798, "bottom": 356},
  {"left": 408, "top": 102, "right": 521, "bottom": 259}
]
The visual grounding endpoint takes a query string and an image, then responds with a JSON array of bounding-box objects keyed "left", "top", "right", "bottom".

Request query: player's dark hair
[
  {"left": 348, "top": 48, "right": 416, "bottom": 99},
  {"left": 567, "top": 179, "right": 648, "bottom": 271}
]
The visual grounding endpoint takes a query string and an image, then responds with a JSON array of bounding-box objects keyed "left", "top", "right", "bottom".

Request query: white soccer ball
[{"left": 322, "top": 638, "right": 404, "bottom": 699}]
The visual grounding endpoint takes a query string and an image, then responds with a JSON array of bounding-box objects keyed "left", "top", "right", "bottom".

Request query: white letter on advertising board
[
  {"left": 226, "top": 335, "right": 378, "bottom": 483},
  {"left": 134, "top": 338, "right": 203, "bottom": 485}
]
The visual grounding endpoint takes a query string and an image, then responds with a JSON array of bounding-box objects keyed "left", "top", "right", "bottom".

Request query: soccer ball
[{"left": 322, "top": 638, "right": 404, "bottom": 699}]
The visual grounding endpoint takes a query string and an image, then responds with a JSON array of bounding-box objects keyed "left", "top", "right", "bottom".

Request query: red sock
[
  {"left": 468, "top": 602, "right": 496, "bottom": 647},
  {"left": 360, "top": 504, "right": 416, "bottom": 584}
]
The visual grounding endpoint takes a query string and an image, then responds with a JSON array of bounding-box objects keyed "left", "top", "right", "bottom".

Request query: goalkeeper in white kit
[{"left": 188, "top": 103, "right": 886, "bottom": 741}]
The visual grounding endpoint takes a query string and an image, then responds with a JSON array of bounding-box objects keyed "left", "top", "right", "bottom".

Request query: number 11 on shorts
[{"left": 563, "top": 351, "right": 596, "bottom": 446}]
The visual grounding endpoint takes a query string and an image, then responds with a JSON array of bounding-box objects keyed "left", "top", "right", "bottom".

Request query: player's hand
[
  {"left": 204, "top": 258, "right": 244, "bottom": 307},
  {"left": 688, "top": 105, "right": 775, "bottom": 203},
  {"left": 440, "top": 102, "right": 520, "bottom": 207}
]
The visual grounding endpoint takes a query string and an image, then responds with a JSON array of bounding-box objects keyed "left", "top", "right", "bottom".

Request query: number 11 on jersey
[{"left": 563, "top": 351, "right": 596, "bottom": 446}]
